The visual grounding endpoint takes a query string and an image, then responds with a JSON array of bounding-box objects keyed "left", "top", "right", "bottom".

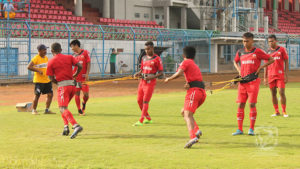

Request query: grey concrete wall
[{"left": 170, "top": 7, "right": 181, "bottom": 28}]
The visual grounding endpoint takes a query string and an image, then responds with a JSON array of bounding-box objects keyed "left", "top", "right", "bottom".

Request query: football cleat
[
  {"left": 283, "top": 112, "right": 289, "bottom": 118},
  {"left": 232, "top": 129, "right": 243, "bottom": 136},
  {"left": 143, "top": 119, "right": 153, "bottom": 124},
  {"left": 248, "top": 128, "right": 255, "bottom": 136},
  {"left": 70, "top": 125, "right": 83, "bottom": 139},
  {"left": 44, "top": 110, "right": 56, "bottom": 114},
  {"left": 78, "top": 109, "right": 85, "bottom": 116},
  {"left": 271, "top": 113, "right": 280, "bottom": 117},
  {"left": 184, "top": 137, "right": 199, "bottom": 149},
  {"left": 132, "top": 121, "right": 143, "bottom": 126},
  {"left": 62, "top": 126, "right": 70, "bottom": 136},
  {"left": 195, "top": 130, "right": 202, "bottom": 139}
]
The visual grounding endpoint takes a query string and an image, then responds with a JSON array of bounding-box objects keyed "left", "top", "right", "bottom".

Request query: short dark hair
[
  {"left": 51, "top": 43, "right": 62, "bottom": 53},
  {"left": 70, "top": 39, "right": 81, "bottom": 47},
  {"left": 268, "top": 34, "right": 277, "bottom": 40},
  {"left": 183, "top": 46, "right": 196, "bottom": 59},
  {"left": 243, "top": 32, "right": 254, "bottom": 39},
  {"left": 145, "top": 41, "right": 154, "bottom": 47}
]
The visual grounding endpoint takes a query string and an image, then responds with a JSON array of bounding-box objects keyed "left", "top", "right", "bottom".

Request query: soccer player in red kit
[
  {"left": 165, "top": 46, "right": 206, "bottom": 149},
  {"left": 133, "top": 41, "right": 163, "bottom": 126},
  {"left": 233, "top": 32, "right": 274, "bottom": 136},
  {"left": 264, "top": 35, "right": 289, "bottom": 117},
  {"left": 47, "top": 43, "right": 83, "bottom": 139},
  {"left": 70, "top": 39, "right": 91, "bottom": 116}
]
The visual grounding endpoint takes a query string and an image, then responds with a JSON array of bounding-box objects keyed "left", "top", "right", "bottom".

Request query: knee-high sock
[
  {"left": 75, "top": 95, "right": 81, "bottom": 110},
  {"left": 139, "top": 103, "right": 149, "bottom": 123},
  {"left": 237, "top": 108, "right": 245, "bottom": 131},
  {"left": 250, "top": 107, "right": 257, "bottom": 130},
  {"left": 273, "top": 104, "right": 279, "bottom": 113},
  {"left": 281, "top": 104, "right": 286, "bottom": 113},
  {"left": 137, "top": 100, "right": 143, "bottom": 111},
  {"left": 61, "top": 114, "right": 68, "bottom": 125},
  {"left": 145, "top": 112, "right": 151, "bottom": 120},
  {"left": 193, "top": 120, "right": 199, "bottom": 133},
  {"left": 83, "top": 95, "right": 89, "bottom": 104},
  {"left": 63, "top": 109, "right": 77, "bottom": 126}
]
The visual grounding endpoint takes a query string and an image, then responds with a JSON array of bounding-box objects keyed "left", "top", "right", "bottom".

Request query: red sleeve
[
  {"left": 256, "top": 48, "right": 270, "bottom": 60},
  {"left": 46, "top": 60, "right": 54, "bottom": 76},
  {"left": 234, "top": 51, "right": 240, "bottom": 63},
  {"left": 281, "top": 47, "right": 289, "bottom": 60},
  {"left": 156, "top": 56, "right": 163, "bottom": 71},
  {"left": 179, "top": 60, "right": 188, "bottom": 71},
  {"left": 71, "top": 55, "right": 79, "bottom": 66},
  {"left": 85, "top": 50, "right": 91, "bottom": 63}
]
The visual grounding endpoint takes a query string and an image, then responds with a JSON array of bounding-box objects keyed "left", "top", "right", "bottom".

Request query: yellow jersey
[{"left": 31, "top": 54, "right": 51, "bottom": 83}]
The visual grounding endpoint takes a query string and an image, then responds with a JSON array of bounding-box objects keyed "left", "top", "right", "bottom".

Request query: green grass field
[{"left": 1, "top": 83, "right": 300, "bottom": 169}]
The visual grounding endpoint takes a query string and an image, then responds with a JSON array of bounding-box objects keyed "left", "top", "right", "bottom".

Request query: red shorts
[
  {"left": 75, "top": 83, "right": 89, "bottom": 93},
  {"left": 184, "top": 88, "right": 206, "bottom": 113},
  {"left": 137, "top": 80, "right": 156, "bottom": 102},
  {"left": 57, "top": 85, "right": 75, "bottom": 107},
  {"left": 237, "top": 78, "right": 261, "bottom": 103},
  {"left": 269, "top": 78, "right": 285, "bottom": 89}
]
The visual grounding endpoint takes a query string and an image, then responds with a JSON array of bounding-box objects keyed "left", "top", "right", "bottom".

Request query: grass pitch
[{"left": 0, "top": 83, "right": 300, "bottom": 169}]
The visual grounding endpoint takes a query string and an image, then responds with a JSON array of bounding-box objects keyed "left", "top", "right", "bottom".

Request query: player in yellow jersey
[{"left": 27, "top": 44, "right": 55, "bottom": 115}]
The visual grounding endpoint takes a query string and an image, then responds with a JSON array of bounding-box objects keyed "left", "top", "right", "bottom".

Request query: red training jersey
[
  {"left": 140, "top": 54, "right": 163, "bottom": 74},
  {"left": 234, "top": 47, "right": 270, "bottom": 77},
  {"left": 266, "top": 46, "right": 288, "bottom": 79},
  {"left": 73, "top": 49, "right": 91, "bottom": 82},
  {"left": 179, "top": 59, "right": 203, "bottom": 83},
  {"left": 47, "top": 54, "right": 79, "bottom": 82}
]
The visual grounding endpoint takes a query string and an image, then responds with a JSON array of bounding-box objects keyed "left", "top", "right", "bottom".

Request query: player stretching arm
[{"left": 165, "top": 46, "right": 206, "bottom": 149}]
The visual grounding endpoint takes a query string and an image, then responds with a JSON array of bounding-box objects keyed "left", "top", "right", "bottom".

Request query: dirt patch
[{"left": 1, "top": 70, "right": 300, "bottom": 106}]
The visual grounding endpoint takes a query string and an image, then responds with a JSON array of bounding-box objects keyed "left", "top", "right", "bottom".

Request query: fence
[
  {"left": 0, "top": 20, "right": 300, "bottom": 81},
  {"left": 0, "top": 20, "right": 213, "bottom": 80}
]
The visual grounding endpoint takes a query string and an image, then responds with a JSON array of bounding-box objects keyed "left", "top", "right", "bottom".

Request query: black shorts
[{"left": 34, "top": 82, "right": 53, "bottom": 95}]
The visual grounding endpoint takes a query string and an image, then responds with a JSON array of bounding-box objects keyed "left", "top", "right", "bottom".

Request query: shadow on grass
[
  {"left": 80, "top": 133, "right": 187, "bottom": 139},
  {"left": 86, "top": 113, "right": 138, "bottom": 117}
]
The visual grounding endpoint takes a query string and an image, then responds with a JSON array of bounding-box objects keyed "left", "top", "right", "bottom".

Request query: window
[
  {"left": 144, "top": 13, "right": 149, "bottom": 18},
  {"left": 135, "top": 13, "right": 140, "bottom": 18},
  {"left": 155, "top": 14, "right": 159, "bottom": 19}
]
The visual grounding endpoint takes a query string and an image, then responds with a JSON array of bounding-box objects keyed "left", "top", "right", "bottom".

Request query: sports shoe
[
  {"left": 283, "top": 112, "right": 289, "bottom": 118},
  {"left": 78, "top": 109, "right": 85, "bottom": 116},
  {"left": 184, "top": 137, "right": 199, "bottom": 149},
  {"left": 32, "top": 110, "right": 39, "bottom": 115},
  {"left": 70, "top": 125, "right": 83, "bottom": 139},
  {"left": 271, "top": 113, "right": 280, "bottom": 117},
  {"left": 195, "top": 130, "right": 202, "bottom": 139},
  {"left": 248, "top": 128, "right": 255, "bottom": 136},
  {"left": 62, "top": 126, "right": 70, "bottom": 136},
  {"left": 44, "top": 110, "right": 56, "bottom": 114},
  {"left": 132, "top": 121, "right": 143, "bottom": 126},
  {"left": 232, "top": 129, "right": 243, "bottom": 136},
  {"left": 143, "top": 119, "right": 153, "bottom": 124},
  {"left": 82, "top": 103, "right": 86, "bottom": 111}
]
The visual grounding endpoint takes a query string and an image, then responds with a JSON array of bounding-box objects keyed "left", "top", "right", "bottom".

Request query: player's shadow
[
  {"left": 200, "top": 123, "right": 237, "bottom": 128},
  {"left": 81, "top": 133, "right": 187, "bottom": 139},
  {"left": 87, "top": 113, "right": 138, "bottom": 117}
]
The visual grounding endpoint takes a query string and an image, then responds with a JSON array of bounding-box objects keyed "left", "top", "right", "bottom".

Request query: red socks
[
  {"left": 63, "top": 109, "right": 78, "bottom": 126},
  {"left": 139, "top": 103, "right": 149, "bottom": 123},
  {"left": 237, "top": 108, "right": 245, "bottom": 131},
  {"left": 273, "top": 104, "right": 279, "bottom": 113},
  {"left": 282, "top": 104, "right": 286, "bottom": 113},
  {"left": 188, "top": 121, "right": 200, "bottom": 139},
  {"left": 138, "top": 100, "right": 143, "bottom": 111},
  {"left": 75, "top": 95, "right": 81, "bottom": 110},
  {"left": 250, "top": 107, "right": 257, "bottom": 130},
  {"left": 61, "top": 114, "right": 68, "bottom": 125}
]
